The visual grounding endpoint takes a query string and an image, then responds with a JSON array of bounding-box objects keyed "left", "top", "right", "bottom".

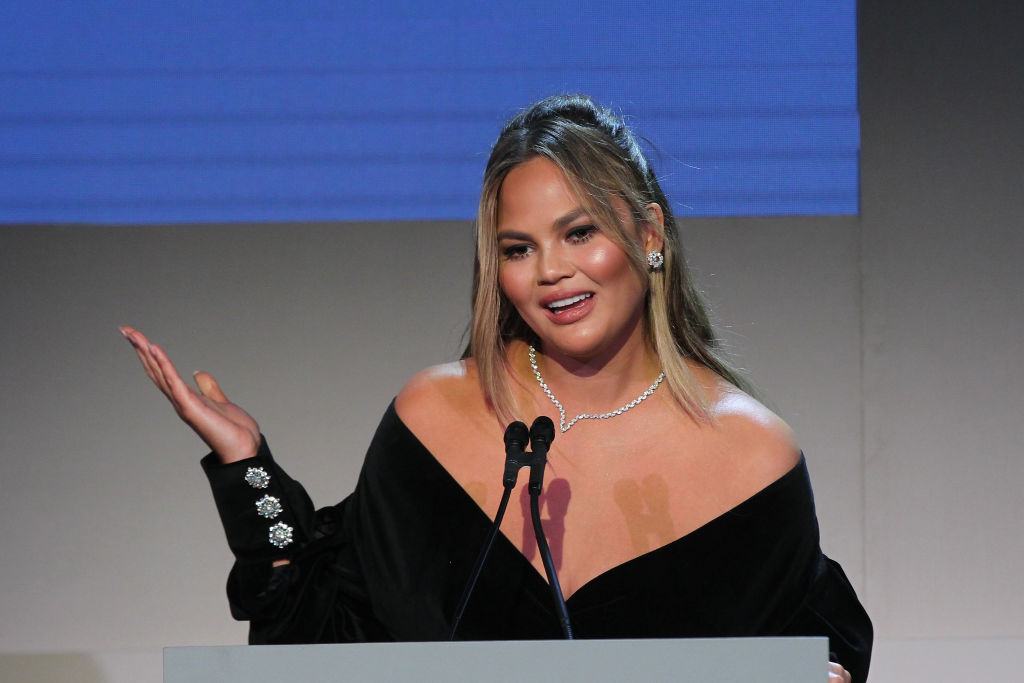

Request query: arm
[
  {"left": 784, "top": 555, "right": 873, "bottom": 683},
  {"left": 121, "top": 326, "right": 389, "bottom": 643},
  {"left": 201, "top": 438, "right": 391, "bottom": 643}
]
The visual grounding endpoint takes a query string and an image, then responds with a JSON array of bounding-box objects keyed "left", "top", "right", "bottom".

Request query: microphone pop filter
[
  {"left": 503, "top": 421, "right": 529, "bottom": 452},
  {"left": 529, "top": 416, "right": 555, "bottom": 451}
]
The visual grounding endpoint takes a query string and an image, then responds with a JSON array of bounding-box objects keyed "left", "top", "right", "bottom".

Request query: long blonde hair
[{"left": 465, "top": 94, "right": 748, "bottom": 423}]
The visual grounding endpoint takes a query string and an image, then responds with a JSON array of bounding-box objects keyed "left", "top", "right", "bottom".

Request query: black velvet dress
[{"left": 203, "top": 400, "right": 872, "bottom": 682}]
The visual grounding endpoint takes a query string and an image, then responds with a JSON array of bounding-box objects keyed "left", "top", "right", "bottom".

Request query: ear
[{"left": 641, "top": 202, "right": 665, "bottom": 254}]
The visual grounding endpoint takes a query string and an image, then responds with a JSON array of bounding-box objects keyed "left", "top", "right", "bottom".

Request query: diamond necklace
[{"left": 528, "top": 345, "right": 665, "bottom": 433}]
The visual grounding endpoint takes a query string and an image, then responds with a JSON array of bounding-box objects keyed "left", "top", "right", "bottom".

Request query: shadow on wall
[{"left": 0, "top": 653, "right": 106, "bottom": 683}]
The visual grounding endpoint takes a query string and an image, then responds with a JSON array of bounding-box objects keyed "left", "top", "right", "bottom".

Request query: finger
[
  {"left": 122, "top": 327, "right": 156, "bottom": 379},
  {"left": 149, "top": 341, "right": 204, "bottom": 415},
  {"left": 828, "top": 662, "right": 851, "bottom": 682},
  {"left": 131, "top": 342, "right": 164, "bottom": 391},
  {"left": 144, "top": 343, "right": 174, "bottom": 397},
  {"left": 122, "top": 328, "right": 172, "bottom": 397},
  {"left": 194, "top": 371, "right": 229, "bottom": 403},
  {"left": 120, "top": 325, "right": 151, "bottom": 350}
]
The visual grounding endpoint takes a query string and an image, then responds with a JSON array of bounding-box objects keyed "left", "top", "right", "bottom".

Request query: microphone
[
  {"left": 526, "top": 416, "right": 573, "bottom": 639},
  {"left": 450, "top": 416, "right": 573, "bottom": 640},
  {"left": 527, "top": 416, "right": 555, "bottom": 494},
  {"left": 503, "top": 420, "right": 530, "bottom": 488},
  {"left": 449, "top": 420, "right": 530, "bottom": 639}
]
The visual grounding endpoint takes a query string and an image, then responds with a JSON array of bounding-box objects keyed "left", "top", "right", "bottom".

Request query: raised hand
[{"left": 121, "top": 326, "right": 261, "bottom": 463}]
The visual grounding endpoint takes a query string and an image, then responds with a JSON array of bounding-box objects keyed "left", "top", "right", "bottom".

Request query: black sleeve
[
  {"left": 782, "top": 554, "right": 873, "bottom": 683},
  {"left": 201, "top": 436, "right": 393, "bottom": 643}
]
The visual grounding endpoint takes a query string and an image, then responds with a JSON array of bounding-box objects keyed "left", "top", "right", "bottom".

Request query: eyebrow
[{"left": 496, "top": 207, "right": 591, "bottom": 241}]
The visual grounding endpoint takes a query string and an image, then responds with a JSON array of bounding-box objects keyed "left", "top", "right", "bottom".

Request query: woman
[{"left": 122, "top": 95, "right": 870, "bottom": 681}]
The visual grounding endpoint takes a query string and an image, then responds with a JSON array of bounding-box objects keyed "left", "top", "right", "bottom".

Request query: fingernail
[{"left": 119, "top": 326, "right": 129, "bottom": 338}]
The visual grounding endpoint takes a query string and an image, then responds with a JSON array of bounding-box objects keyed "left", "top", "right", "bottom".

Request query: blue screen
[{"left": 0, "top": 1, "right": 857, "bottom": 224}]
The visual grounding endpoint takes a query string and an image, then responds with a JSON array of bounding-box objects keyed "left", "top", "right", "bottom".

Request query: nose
[{"left": 535, "top": 244, "right": 574, "bottom": 285}]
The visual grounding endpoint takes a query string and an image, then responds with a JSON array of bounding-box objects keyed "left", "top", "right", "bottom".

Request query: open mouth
[{"left": 546, "top": 292, "right": 592, "bottom": 315}]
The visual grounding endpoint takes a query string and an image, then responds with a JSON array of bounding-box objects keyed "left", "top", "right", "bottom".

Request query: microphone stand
[
  {"left": 448, "top": 417, "right": 574, "bottom": 640},
  {"left": 528, "top": 417, "right": 574, "bottom": 639},
  {"left": 448, "top": 421, "right": 530, "bottom": 640}
]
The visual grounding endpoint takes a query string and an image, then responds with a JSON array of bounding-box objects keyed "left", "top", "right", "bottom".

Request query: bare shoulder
[
  {"left": 396, "top": 360, "right": 479, "bottom": 413},
  {"left": 699, "top": 370, "right": 802, "bottom": 483},
  {"left": 395, "top": 360, "right": 488, "bottom": 439}
]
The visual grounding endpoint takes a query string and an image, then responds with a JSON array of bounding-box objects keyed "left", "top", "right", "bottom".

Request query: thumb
[{"left": 193, "top": 371, "right": 229, "bottom": 402}]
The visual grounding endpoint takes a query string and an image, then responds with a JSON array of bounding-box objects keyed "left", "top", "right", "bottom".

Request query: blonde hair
[{"left": 465, "top": 95, "right": 748, "bottom": 423}]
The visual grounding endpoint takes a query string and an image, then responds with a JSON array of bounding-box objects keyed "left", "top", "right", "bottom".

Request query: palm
[
  {"left": 122, "top": 326, "right": 261, "bottom": 463},
  {"left": 183, "top": 378, "right": 260, "bottom": 460}
]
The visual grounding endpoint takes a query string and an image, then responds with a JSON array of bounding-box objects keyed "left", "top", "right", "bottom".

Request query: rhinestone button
[
  {"left": 244, "top": 467, "right": 270, "bottom": 489},
  {"left": 268, "top": 522, "right": 293, "bottom": 548},
  {"left": 256, "top": 495, "right": 283, "bottom": 519}
]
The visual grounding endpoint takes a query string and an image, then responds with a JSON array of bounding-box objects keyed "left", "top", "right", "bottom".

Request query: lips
[
  {"left": 547, "top": 292, "right": 591, "bottom": 311},
  {"left": 541, "top": 291, "right": 595, "bottom": 323}
]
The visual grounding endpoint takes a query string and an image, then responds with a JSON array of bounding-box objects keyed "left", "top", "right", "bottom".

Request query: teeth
[{"left": 547, "top": 293, "right": 591, "bottom": 310}]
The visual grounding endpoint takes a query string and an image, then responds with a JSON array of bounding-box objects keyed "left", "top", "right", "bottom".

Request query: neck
[{"left": 528, "top": 332, "right": 662, "bottom": 414}]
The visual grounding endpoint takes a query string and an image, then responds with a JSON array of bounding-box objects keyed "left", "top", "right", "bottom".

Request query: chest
[{"left": 432, "top": 418, "right": 746, "bottom": 599}]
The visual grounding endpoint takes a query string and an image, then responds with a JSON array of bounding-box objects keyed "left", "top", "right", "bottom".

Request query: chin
[
  {"left": 538, "top": 333, "right": 611, "bottom": 363},
  {"left": 537, "top": 322, "right": 646, "bottom": 366}
]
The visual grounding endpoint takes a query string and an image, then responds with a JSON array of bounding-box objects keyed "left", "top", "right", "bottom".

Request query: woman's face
[{"left": 496, "top": 156, "right": 660, "bottom": 364}]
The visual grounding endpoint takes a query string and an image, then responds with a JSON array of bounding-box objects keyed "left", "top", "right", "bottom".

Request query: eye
[
  {"left": 567, "top": 225, "right": 597, "bottom": 243},
  {"left": 501, "top": 243, "right": 532, "bottom": 260}
]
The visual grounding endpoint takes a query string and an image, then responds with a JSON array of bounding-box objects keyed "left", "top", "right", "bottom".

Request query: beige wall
[
  {"left": 859, "top": 0, "right": 1024, "bottom": 646},
  {"left": 2, "top": 1, "right": 1022, "bottom": 680}
]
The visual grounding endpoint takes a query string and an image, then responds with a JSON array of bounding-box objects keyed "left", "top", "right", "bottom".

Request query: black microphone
[
  {"left": 527, "top": 416, "right": 555, "bottom": 494},
  {"left": 503, "top": 420, "right": 530, "bottom": 488},
  {"left": 526, "top": 416, "right": 573, "bottom": 639},
  {"left": 449, "top": 420, "right": 530, "bottom": 640}
]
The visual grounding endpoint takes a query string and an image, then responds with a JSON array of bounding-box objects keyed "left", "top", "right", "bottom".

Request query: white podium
[{"left": 165, "top": 637, "right": 827, "bottom": 682}]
